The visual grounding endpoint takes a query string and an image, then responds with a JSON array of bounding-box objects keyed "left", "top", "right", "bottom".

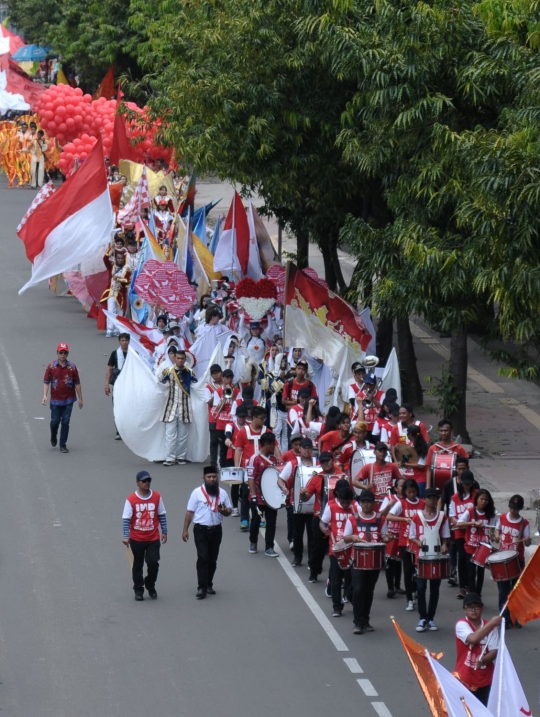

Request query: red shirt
[
  {"left": 460, "top": 508, "right": 492, "bottom": 554},
  {"left": 235, "top": 425, "right": 267, "bottom": 467},
  {"left": 247, "top": 453, "right": 278, "bottom": 504},
  {"left": 325, "top": 500, "right": 355, "bottom": 555},
  {"left": 450, "top": 491, "right": 477, "bottom": 540},
  {"left": 390, "top": 497, "right": 426, "bottom": 546},
  {"left": 497, "top": 513, "right": 530, "bottom": 562},
  {"left": 355, "top": 389, "right": 385, "bottom": 429},
  {"left": 358, "top": 462, "right": 401, "bottom": 498},
  {"left": 282, "top": 449, "right": 301, "bottom": 464},
  {"left": 319, "top": 430, "right": 351, "bottom": 460},
  {"left": 345, "top": 512, "right": 386, "bottom": 543},
  {"left": 455, "top": 618, "right": 496, "bottom": 689},
  {"left": 126, "top": 490, "right": 162, "bottom": 542},
  {"left": 282, "top": 378, "right": 317, "bottom": 403},
  {"left": 43, "top": 360, "right": 80, "bottom": 406},
  {"left": 305, "top": 470, "right": 344, "bottom": 517},
  {"left": 426, "top": 443, "right": 469, "bottom": 466}
]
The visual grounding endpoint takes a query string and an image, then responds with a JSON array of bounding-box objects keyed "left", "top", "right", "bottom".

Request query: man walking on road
[
  {"left": 105, "top": 332, "right": 130, "bottom": 440},
  {"left": 122, "top": 471, "right": 168, "bottom": 601},
  {"left": 42, "top": 343, "right": 83, "bottom": 453},
  {"left": 182, "top": 466, "right": 232, "bottom": 600}
]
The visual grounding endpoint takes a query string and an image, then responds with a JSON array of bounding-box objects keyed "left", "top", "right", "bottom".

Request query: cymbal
[{"left": 394, "top": 443, "right": 419, "bottom": 464}]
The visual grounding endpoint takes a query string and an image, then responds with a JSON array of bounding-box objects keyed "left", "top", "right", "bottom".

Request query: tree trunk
[
  {"left": 397, "top": 318, "right": 423, "bottom": 406},
  {"left": 296, "top": 229, "right": 309, "bottom": 269},
  {"left": 375, "top": 316, "right": 393, "bottom": 365},
  {"left": 448, "top": 326, "right": 470, "bottom": 443},
  {"left": 321, "top": 239, "right": 347, "bottom": 293}
]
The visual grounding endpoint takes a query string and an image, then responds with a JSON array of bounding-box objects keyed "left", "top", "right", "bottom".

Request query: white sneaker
[
  {"left": 231, "top": 508, "right": 239, "bottom": 517},
  {"left": 416, "top": 619, "right": 427, "bottom": 632},
  {"left": 176, "top": 459, "right": 186, "bottom": 465},
  {"left": 428, "top": 621, "right": 438, "bottom": 631},
  {"left": 289, "top": 541, "right": 294, "bottom": 550},
  {"left": 106, "top": 331, "right": 113, "bottom": 338},
  {"left": 406, "top": 601, "right": 415, "bottom": 611}
]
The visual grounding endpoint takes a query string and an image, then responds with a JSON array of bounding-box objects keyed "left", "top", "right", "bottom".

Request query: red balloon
[
  {"left": 58, "top": 122, "right": 67, "bottom": 133},
  {"left": 83, "top": 94, "right": 92, "bottom": 103},
  {"left": 66, "top": 117, "right": 75, "bottom": 128},
  {"left": 57, "top": 106, "right": 66, "bottom": 117},
  {"left": 57, "top": 133, "right": 66, "bottom": 145}
]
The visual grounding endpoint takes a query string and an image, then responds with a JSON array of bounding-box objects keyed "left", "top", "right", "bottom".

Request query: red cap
[{"left": 57, "top": 343, "right": 69, "bottom": 352}]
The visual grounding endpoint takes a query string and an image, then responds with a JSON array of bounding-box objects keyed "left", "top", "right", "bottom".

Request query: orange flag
[
  {"left": 93, "top": 65, "right": 115, "bottom": 100},
  {"left": 392, "top": 617, "right": 448, "bottom": 717},
  {"left": 507, "top": 545, "right": 540, "bottom": 625}
]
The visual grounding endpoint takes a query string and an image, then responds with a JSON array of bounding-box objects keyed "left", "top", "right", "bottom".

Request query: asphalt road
[{"left": 1, "top": 178, "right": 539, "bottom": 717}]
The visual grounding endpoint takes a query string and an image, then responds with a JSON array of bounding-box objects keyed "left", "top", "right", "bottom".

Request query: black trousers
[
  {"left": 249, "top": 503, "right": 277, "bottom": 549},
  {"left": 467, "top": 556, "right": 485, "bottom": 595},
  {"left": 218, "top": 430, "right": 228, "bottom": 467},
  {"left": 473, "top": 685, "right": 491, "bottom": 707},
  {"left": 310, "top": 517, "right": 329, "bottom": 577},
  {"left": 209, "top": 423, "right": 220, "bottom": 466},
  {"left": 329, "top": 556, "right": 352, "bottom": 612},
  {"left": 193, "top": 524, "right": 223, "bottom": 591},
  {"left": 293, "top": 513, "right": 313, "bottom": 564},
  {"left": 416, "top": 578, "right": 441, "bottom": 622},
  {"left": 385, "top": 557, "right": 402, "bottom": 591},
  {"left": 352, "top": 568, "right": 380, "bottom": 626},
  {"left": 286, "top": 504, "right": 294, "bottom": 544},
  {"left": 455, "top": 538, "right": 468, "bottom": 589},
  {"left": 129, "top": 539, "right": 161, "bottom": 594},
  {"left": 400, "top": 547, "right": 416, "bottom": 601}
]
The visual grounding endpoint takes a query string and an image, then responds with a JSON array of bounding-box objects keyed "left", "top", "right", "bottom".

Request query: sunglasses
[{"left": 58, "top": 351, "right": 68, "bottom": 355}]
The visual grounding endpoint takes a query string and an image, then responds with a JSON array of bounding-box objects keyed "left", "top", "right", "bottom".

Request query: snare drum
[
  {"left": 350, "top": 449, "right": 377, "bottom": 495},
  {"left": 430, "top": 452, "right": 457, "bottom": 492},
  {"left": 219, "top": 467, "right": 245, "bottom": 484},
  {"left": 333, "top": 540, "right": 353, "bottom": 570},
  {"left": 352, "top": 543, "right": 385, "bottom": 570},
  {"left": 486, "top": 550, "right": 521, "bottom": 581},
  {"left": 417, "top": 555, "right": 450, "bottom": 580},
  {"left": 293, "top": 464, "right": 320, "bottom": 514},
  {"left": 471, "top": 542, "right": 494, "bottom": 568},
  {"left": 385, "top": 537, "right": 401, "bottom": 561},
  {"left": 260, "top": 466, "right": 287, "bottom": 510}
]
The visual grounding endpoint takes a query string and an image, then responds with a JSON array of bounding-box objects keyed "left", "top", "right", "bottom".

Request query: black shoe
[
  {"left": 353, "top": 624, "right": 364, "bottom": 635},
  {"left": 134, "top": 593, "right": 144, "bottom": 601},
  {"left": 50, "top": 437, "right": 57, "bottom": 447},
  {"left": 308, "top": 575, "right": 319, "bottom": 583},
  {"left": 387, "top": 590, "right": 396, "bottom": 598},
  {"left": 291, "top": 560, "right": 302, "bottom": 568},
  {"left": 206, "top": 587, "right": 216, "bottom": 595},
  {"left": 196, "top": 588, "right": 207, "bottom": 600},
  {"left": 60, "top": 446, "right": 69, "bottom": 453},
  {"left": 147, "top": 588, "right": 157, "bottom": 599},
  {"left": 365, "top": 622, "right": 375, "bottom": 632},
  {"left": 396, "top": 588, "right": 406, "bottom": 595},
  {"left": 115, "top": 432, "right": 122, "bottom": 441}
]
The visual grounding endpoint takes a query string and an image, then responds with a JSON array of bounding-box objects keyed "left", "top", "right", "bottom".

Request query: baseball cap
[
  {"left": 460, "top": 470, "right": 475, "bottom": 484},
  {"left": 463, "top": 592, "right": 484, "bottom": 608},
  {"left": 319, "top": 451, "right": 333, "bottom": 462},
  {"left": 352, "top": 362, "right": 365, "bottom": 373},
  {"left": 290, "top": 433, "right": 303, "bottom": 444},
  {"left": 509, "top": 494, "right": 525, "bottom": 510},
  {"left": 136, "top": 470, "right": 152, "bottom": 482},
  {"left": 359, "top": 489, "right": 375, "bottom": 502},
  {"left": 296, "top": 359, "right": 308, "bottom": 368},
  {"left": 168, "top": 321, "right": 179, "bottom": 329},
  {"left": 57, "top": 343, "right": 69, "bottom": 352},
  {"left": 375, "top": 442, "right": 388, "bottom": 452},
  {"left": 300, "top": 438, "right": 313, "bottom": 448},
  {"left": 424, "top": 488, "right": 440, "bottom": 499}
]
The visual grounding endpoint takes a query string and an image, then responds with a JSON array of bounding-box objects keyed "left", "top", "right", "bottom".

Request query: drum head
[
  {"left": 350, "top": 450, "right": 366, "bottom": 480},
  {"left": 320, "top": 475, "right": 330, "bottom": 515},
  {"left": 293, "top": 469, "right": 302, "bottom": 512},
  {"left": 487, "top": 550, "right": 518, "bottom": 564},
  {"left": 260, "top": 466, "right": 285, "bottom": 510}
]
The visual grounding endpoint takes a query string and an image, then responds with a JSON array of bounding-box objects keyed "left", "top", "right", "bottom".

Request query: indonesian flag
[
  {"left": 487, "top": 621, "right": 531, "bottom": 717},
  {"left": 213, "top": 191, "right": 249, "bottom": 276},
  {"left": 18, "top": 137, "right": 113, "bottom": 294},
  {"left": 103, "top": 311, "right": 164, "bottom": 357},
  {"left": 284, "top": 262, "right": 372, "bottom": 373}
]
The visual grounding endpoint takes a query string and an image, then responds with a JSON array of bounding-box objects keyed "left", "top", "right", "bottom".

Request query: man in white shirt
[{"left": 182, "top": 466, "right": 232, "bottom": 599}]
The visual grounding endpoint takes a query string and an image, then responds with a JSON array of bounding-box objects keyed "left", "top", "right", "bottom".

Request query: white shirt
[{"left": 187, "top": 485, "right": 232, "bottom": 526}]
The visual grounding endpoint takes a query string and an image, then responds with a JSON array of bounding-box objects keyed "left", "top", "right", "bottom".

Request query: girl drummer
[
  {"left": 456, "top": 489, "right": 496, "bottom": 598},
  {"left": 449, "top": 471, "right": 478, "bottom": 600},
  {"left": 388, "top": 478, "right": 426, "bottom": 611},
  {"left": 380, "top": 477, "right": 406, "bottom": 598},
  {"left": 401, "top": 425, "right": 429, "bottom": 498}
]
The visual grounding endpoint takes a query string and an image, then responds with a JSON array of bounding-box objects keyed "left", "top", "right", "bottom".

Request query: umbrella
[{"left": 11, "top": 44, "right": 50, "bottom": 62}]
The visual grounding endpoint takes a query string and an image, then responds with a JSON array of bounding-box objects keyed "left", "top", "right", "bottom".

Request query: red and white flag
[
  {"left": 18, "top": 137, "right": 113, "bottom": 294},
  {"left": 487, "top": 621, "right": 531, "bottom": 717},
  {"left": 213, "top": 191, "right": 249, "bottom": 276},
  {"left": 103, "top": 311, "right": 164, "bottom": 356},
  {"left": 117, "top": 166, "right": 151, "bottom": 228},
  {"left": 284, "top": 262, "right": 372, "bottom": 374}
]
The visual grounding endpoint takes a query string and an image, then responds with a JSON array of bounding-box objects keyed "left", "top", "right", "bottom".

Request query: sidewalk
[{"left": 198, "top": 177, "right": 540, "bottom": 520}]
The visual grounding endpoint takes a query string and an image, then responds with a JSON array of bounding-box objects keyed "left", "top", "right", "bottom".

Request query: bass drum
[
  {"left": 350, "top": 449, "right": 376, "bottom": 496},
  {"left": 260, "top": 466, "right": 287, "bottom": 510},
  {"left": 293, "top": 464, "right": 320, "bottom": 514},
  {"left": 321, "top": 473, "right": 350, "bottom": 516},
  {"left": 431, "top": 452, "right": 457, "bottom": 492}
]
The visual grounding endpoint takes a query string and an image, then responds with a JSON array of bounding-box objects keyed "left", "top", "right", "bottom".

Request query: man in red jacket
[{"left": 122, "top": 471, "right": 168, "bottom": 601}]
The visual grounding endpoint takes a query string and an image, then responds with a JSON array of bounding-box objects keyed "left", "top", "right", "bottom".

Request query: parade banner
[
  {"left": 284, "top": 262, "right": 371, "bottom": 374},
  {"left": 507, "top": 541, "right": 540, "bottom": 625},
  {"left": 426, "top": 652, "right": 494, "bottom": 717},
  {"left": 487, "top": 621, "right": 531, "bottom": 717}
]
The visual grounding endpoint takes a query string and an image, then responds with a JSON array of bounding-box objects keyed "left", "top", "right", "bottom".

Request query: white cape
[{"left": 114, "top": 344, "right": 225, "bottom": 462}]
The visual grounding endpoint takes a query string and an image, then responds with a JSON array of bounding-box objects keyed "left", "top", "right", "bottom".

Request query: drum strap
[
  {"left": 353, "top": 510, "right": 381, "bottom": 543},
  {"left": 418, "top": 511, "right": 444, "bottom": 552}
]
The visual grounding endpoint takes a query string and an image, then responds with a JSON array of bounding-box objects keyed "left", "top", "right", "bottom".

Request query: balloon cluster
[{"left": 36, "top": 84, "right": 173, "bottom": 175}]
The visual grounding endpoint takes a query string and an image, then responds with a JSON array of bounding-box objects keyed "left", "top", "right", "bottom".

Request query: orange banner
[{"left": 507, "top": 545, "right": 540, "bottom": 625}]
